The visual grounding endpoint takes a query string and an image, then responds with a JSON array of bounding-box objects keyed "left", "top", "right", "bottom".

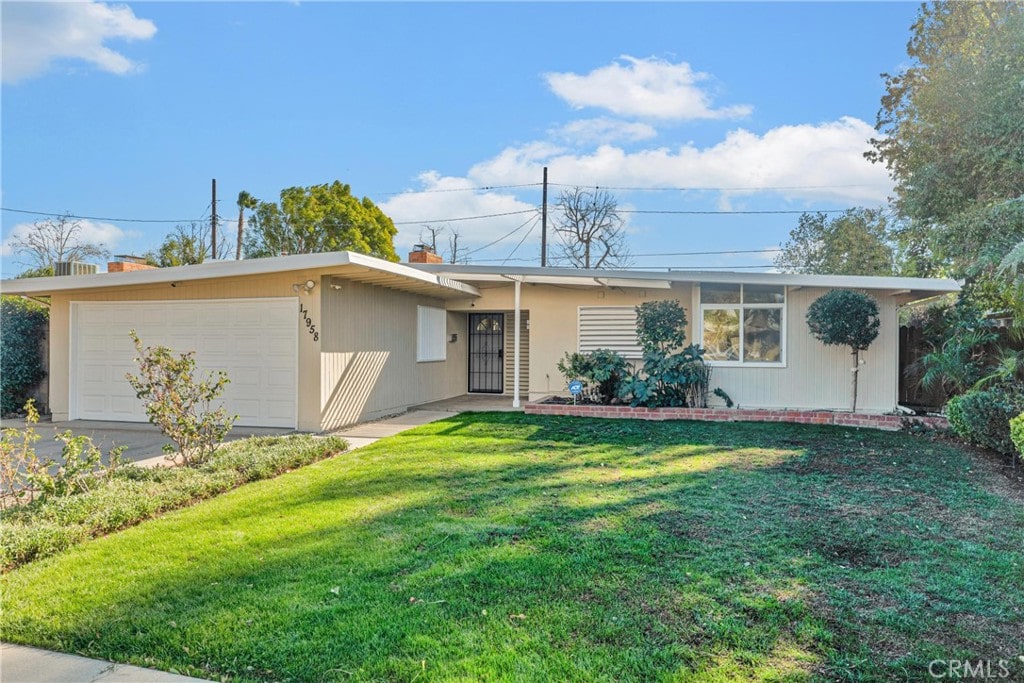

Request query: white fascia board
[
  {"left": 410, "top": 263, "right": 961, "bottom": 295},
  {"left": 0, "top": 251, "right": 480, "bottom": 298}
]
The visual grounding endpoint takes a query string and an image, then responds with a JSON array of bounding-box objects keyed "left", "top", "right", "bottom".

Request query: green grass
[
  {"left": 2, "top": 413, "right": 1022, "bottom": 682},
  {"left": 1, "top": 434, "right": 348, "bottom": 569}
]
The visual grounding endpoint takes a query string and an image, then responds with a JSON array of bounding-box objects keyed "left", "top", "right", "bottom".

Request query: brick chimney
[
  {"left": 408, "top": 244, "right": 443, "bottom": 264},
  {"left": 108, "top": 255, "right": 157, "bottom": 272}
]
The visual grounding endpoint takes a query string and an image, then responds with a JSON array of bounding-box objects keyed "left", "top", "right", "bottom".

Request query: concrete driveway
[{"left": 0, "top": 417, "right": 296, "bottom": 466}]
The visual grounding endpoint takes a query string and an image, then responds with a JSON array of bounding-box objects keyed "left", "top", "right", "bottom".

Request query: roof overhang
[
  {"left": 0, "top": 252, "right": 481, "bottom": 300},
  {"left": 411, "top": 264, "right": 960, "bottom": 302}
]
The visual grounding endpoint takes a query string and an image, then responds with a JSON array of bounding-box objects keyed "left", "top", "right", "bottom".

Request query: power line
[
  {"left": 546, "top": 181, "right": 879, "bottom": 193},
  {"left": 378, "top": 183, "right": 544, "bottom": 196},
  {"left": 392, "top": 208, "right": 538, "bottom": 226},
  {"left": 632, "top": 247, "right": 781, "bottom": 257},
  {"left": 466, "top": 214, "right": 544, "bottom": 255},
  {"left": 502, "top": 218, "right": 540, "bottom": 265},
  {"left": 1, "top": 208, "right": 202, "bottom": 224},
  {"left": 619, "top": 208, "right": 847, "bottom": 215}
]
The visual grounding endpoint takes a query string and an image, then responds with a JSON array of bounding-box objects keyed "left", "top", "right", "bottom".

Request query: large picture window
[{"left": 700, "top": 284, "right": 784, "bottom": 365}]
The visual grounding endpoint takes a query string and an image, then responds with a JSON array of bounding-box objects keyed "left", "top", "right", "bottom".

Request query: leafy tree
[
  {"left": 774, "top": 209, "right": 896, "bottom": 276},
  {"left": 235, "top": 191, "right": 258, "bottom": 260},
  {"left": 866, "top": 2, "right": 1024, "bottom": 303},
  {"left": 552, "top": 187, "right": 631, "bottom": 269},
  {"left": 148, "top": 222, "right": 231, "bottom": 267},
  {"left": 16, "top": 266, "right": 55, "bottom": 278},
  {"left": 806, "top": 290, "right": 880, "bottom": 411},
  {"left": 8, "top": 214, "right": 108, "bottom": 273},
  {"left": 243, "top": 181, "right": 398, "bottom": 261}
]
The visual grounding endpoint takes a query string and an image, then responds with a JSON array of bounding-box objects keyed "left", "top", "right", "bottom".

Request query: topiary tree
[
  {"left": 806, "top": 290, "right": 880, "bottom": 412},
  {"left": 0, "top": 296, "right": 49, "bottom": 415}
]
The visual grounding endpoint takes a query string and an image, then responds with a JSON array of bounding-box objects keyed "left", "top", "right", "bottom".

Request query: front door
[{"left": 469, "top": 313, "right": 504, "bottom": 393}]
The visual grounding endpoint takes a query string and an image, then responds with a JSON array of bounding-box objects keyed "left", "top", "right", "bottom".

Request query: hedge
[{"left": 0, "top": 296, "right": 48, "bottom": 415}]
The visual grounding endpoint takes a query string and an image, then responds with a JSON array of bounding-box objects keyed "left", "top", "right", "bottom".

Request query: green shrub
[
  {"left": 0, "top": 435, "right": 347, "bottom": 570},
  {"left": 1010, "top": 412, "right": 1024, "bottom": 458},
  {"left": 1, "top": 401, "right": 122, "bottom": 509},
  {"left": 618, "top": 300, "right": 719, "bottom": 408},
  {"left": 945, "top": 385, "right": 1024, "bottom": 455},
  {"left": 556, "top": 349, "right": 629, "bottom": 404},
  {"left": 0, "top": 296, "right": 48, "bottom": 416},
  {"left": 126, "top": 330, "right": 237, "bottom": 466}
]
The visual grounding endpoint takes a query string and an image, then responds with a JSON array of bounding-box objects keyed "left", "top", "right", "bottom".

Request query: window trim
[
  {"left": 416, "top": 305, "right": 447, "bottom": 363},
  {"left": 699, "top": 285, "right": 786, "bottom": 368}
]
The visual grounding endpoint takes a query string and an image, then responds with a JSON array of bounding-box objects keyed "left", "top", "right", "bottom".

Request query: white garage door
[{"left": 72, "top": 298, "right": 298, "bottom": 428}]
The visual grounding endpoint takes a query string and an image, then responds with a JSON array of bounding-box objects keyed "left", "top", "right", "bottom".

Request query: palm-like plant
[
  {"left": 235, "top": 191, "right": 259, "bottom": 260},
  {"left": 999, "top": 237, "right": 1024, "bottom": 323}
]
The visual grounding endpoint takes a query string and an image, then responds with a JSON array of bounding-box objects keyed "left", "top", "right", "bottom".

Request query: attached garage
[
  {"left": 71, "top": 298, "right": 298, "bottom": 428},
  {"left": 1, "top": 252, "right": 481, "bottom": 431}
]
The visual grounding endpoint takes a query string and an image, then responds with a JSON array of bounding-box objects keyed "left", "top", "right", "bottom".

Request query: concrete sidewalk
[{"left": 0, "top": 644, "right": 210, "bottom": 682}]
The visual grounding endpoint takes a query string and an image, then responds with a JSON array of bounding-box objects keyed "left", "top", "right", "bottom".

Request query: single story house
[{"left": 0, "top": 250, "right": 959, "bottom": 431}]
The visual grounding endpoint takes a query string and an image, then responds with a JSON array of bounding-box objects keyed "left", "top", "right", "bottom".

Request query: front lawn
[{"left": 2, "top": 414, "right": 1022, "bottom": 681}]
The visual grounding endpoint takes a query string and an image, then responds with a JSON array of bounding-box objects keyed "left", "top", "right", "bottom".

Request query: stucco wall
[
  {"left": 319, "top": 280, "right": 468, "bottom": 430},
  {"left": 448, "top": 283, "right": 689, "bottom": 398},
  {"left": 448, "top": 282, "right": 902, "bottom": 413},
  {"left": 47, "top": 269, "right": 470, "bottom": 432}
]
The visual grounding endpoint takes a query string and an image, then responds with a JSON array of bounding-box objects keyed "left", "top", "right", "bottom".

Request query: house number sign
[{"left": 299, "top": 303, "right": 319, "bottom": 342}]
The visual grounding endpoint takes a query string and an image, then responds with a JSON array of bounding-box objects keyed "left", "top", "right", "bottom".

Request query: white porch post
[{"left": 513, "top": 278, "right": 521, "bottom": 408}]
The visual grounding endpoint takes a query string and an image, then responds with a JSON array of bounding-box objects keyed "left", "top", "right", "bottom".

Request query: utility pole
[
  {"left": 211, "top": 178, "right": 217, "bottom": 260},
  {"left": 540, "top": 166, "right": 548, "bottom": 267}
]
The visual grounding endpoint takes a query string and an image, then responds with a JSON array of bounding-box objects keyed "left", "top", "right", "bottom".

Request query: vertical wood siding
[{"left": 320, "top": 280, "right": 468, "bottom": 430}]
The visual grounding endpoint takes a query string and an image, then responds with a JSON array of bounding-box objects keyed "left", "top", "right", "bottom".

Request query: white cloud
[
  {"left": 2, "top": 1, "right": 157, "bottom": 84},
  {"left": 552, "top": 118, "right": 658, "bottom": 145},
  {"left": 379, "top": 117, "right": 891, "bottom": 262},
  {"left": 545, "top": 55, "right": 752, "bottom": 121},
  {"left": 1, "top": 219, "right": 128, "bottom": 259},
  {"left": 467, "top": 117, "right": 892, "bottom": 205},
  {"left": 380, "top": 172, "right": 539, "bottom": 259}
]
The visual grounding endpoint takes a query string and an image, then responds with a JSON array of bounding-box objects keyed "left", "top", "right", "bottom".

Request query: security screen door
[{"left": 468, "top": 313, "right": 504, "bottom": 393}]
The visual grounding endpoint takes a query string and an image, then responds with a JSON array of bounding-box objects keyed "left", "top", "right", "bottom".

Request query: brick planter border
[{"left": 524, "top": 401, "right": 948, "bottom": 432}]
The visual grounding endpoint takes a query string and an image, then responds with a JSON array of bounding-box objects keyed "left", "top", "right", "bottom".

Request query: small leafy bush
[
  {"left": 0, "top": 296, "right": 48, "bottom": 416},
  {"left": 126, "top": 330, "right": 237, "bottom": 466},
  {"left": 945, "top": 384, "right": 1024, "bottom": 455},
  {"left": 556, "top": 349, "right": 629, "bottom": 404},
  {"left": 1011, "top": 412, "right": 1024, "bottom": 458},
  {"left": 1, "top": 434, "right": 348, "bottom": 570},
  {"left": 0, "top": 401, "right": 122, "bottom": 509}
]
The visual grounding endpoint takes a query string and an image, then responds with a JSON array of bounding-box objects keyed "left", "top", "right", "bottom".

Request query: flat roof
[
  {"left": 0, "top": 252, "right": 960, "bottom": 303},
  {"left": 0, "top": 252, "right": 481, "bottom": 299},
  {"left": 411, "top": 263, "right": 960, "bottom": 299}
]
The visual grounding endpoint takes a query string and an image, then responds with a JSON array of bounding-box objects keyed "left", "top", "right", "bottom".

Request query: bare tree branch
[
  {"left": 9, "top": 214, "right": 109, "bottom": 271},
  {"left": 550, "top": 188, "right": 631, "bottom": 269}
]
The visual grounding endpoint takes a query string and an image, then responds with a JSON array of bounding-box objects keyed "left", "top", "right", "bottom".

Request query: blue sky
[{"left": 1, "top": 2, "right": 920, "bottom": 276}]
